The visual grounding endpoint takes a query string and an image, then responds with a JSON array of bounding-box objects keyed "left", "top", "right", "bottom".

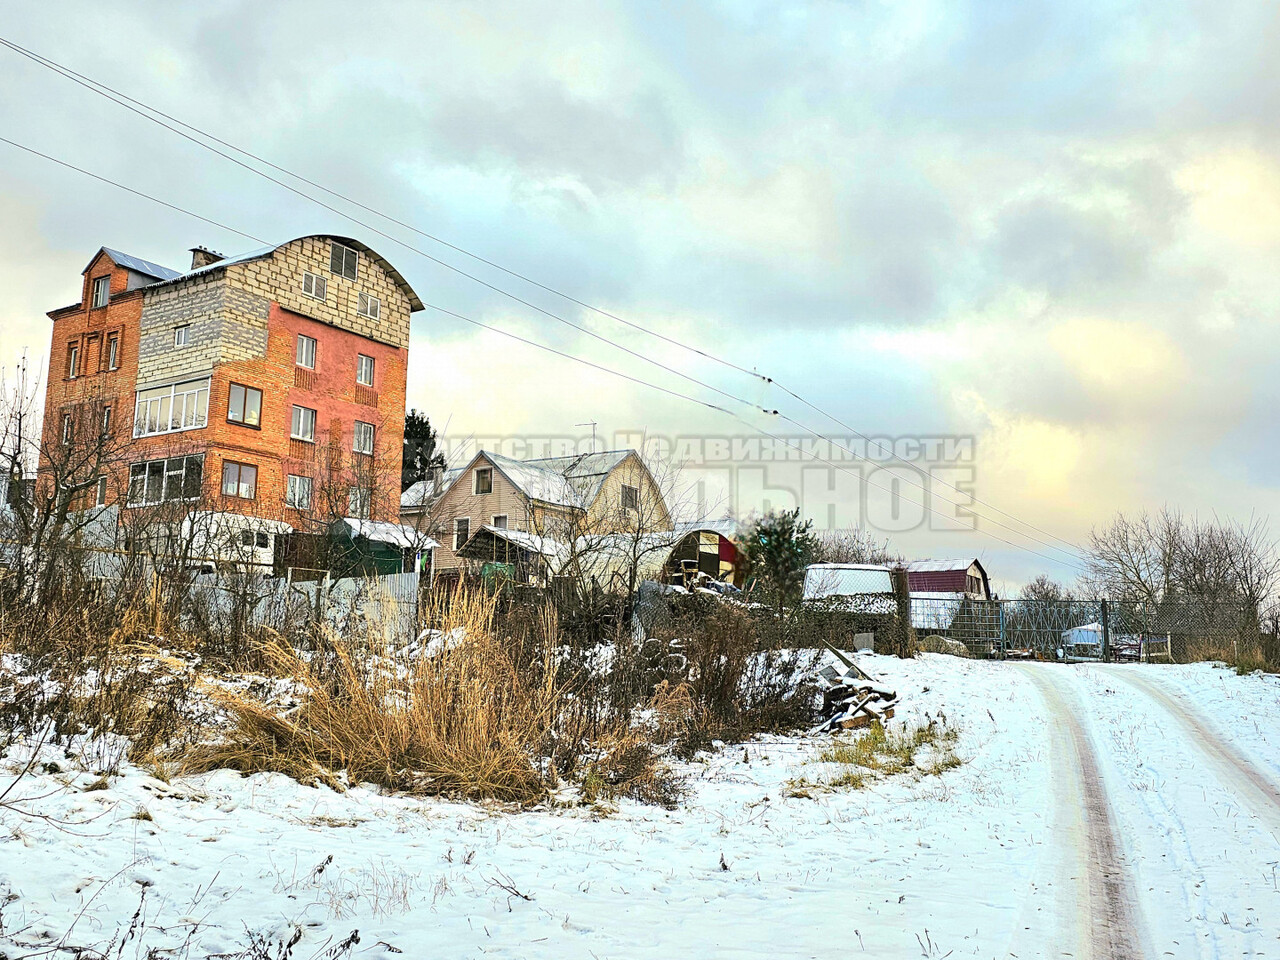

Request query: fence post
[
  {"left": 1101, "top": 598, "right": 1111, "bottom": 662},
  {"left": 998, "top": 601, "right": 1006, "bottom": 658}
]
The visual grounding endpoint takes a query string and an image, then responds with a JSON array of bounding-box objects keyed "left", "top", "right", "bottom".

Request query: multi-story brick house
[{"left": 40, "top": 235, "right": 422, "bottom": 560}]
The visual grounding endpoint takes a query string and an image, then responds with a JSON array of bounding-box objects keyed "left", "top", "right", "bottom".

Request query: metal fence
[{"left": 908, "top": 595, "right": 1263, "bottom": 662}]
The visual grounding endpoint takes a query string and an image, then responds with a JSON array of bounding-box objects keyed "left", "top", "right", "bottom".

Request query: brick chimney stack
[{"left": 189, "top": 246, "right": 225, "bottom": 270}]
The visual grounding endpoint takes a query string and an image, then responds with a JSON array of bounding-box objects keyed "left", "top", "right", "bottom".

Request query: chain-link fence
[{"left": 906, "top": 595, "right": 1264, "bottom": 662}]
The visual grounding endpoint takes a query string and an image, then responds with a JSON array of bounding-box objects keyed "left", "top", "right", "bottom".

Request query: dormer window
[
  {"left": 330, "top": 242, "right": 358, "bottom": 281},
  {"left": 91, "top": 276, "right": 110, "bottom": 309}
]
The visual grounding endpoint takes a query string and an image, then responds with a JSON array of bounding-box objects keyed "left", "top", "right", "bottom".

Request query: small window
[
  {"left": 173, "top": 325, "right": 189, "bottom": 347},
  {"left": 286, "top": 474, "right": 313, "bottom": 510},
  {"left": 107, "top": 334, "right": 119, "bottom": 370},
  {"left": 91, "top": 275, "right": 110, "bottom": 309},
  {"left": 356, "top": 354, "right": 375, "bottom": 386},
  {"left": 296, "top": 334, "right": 317, "bottom": 369},
  {"left": 353, "top": 420, "right": 375, "bottom": 455},
  {"left": 94, "top": 475, "right": 107, "bottom": 507},
  {"left": 474, "top": 468, "right": 493, "bottom": 495},
  {"left": 330, "top": 241, "right": 359, "bottom": 281},
  {"left": 492, "top": 514, "right": 507, "bottom": 530},
  {"left": 453, "top": 518, "right": 470, "bottom": 551},
  {"left": 221, "top": 461, "right": 258, "bottom": 500},
  {"left": 302, "top": 271, "right": 328, "bottom": 301},
  {"left": 291, "top": 405, "right": 317, "bottom": 441},
  {"left": 238, "top": 529, "right": 270, "bottom": 549},
  {"left": 227, "top": 383, "right": 263, "bottom": 427},
  {"left": 61, "top": 413, "right": 73, "bottom": 444},
  {"left": 101, "top": 404, "right": 112, "bottom": 436},
  {"left": 66, "top": 343, "right": 79, "bottom": 379},
  {"left": 357, "top": 293, "right": 381, "bottom": 320},
  {"left": 348, "top": 485, "right": 371, "bottom": 519},
  {"left": 621, "top": 484, "right": 639, "bottom": 512}
]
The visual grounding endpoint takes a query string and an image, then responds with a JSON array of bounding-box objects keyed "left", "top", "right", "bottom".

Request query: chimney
[{"left": 189, "top": 246, "right": 225, "bottom": 270}]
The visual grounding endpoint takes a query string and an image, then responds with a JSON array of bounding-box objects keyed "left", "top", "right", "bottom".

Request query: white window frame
[
  {"left": 474, "top": 467, "right": 493, "bottom": 495},
  {"left": 453, "top": 517, "right": 471, "bottom": 551},
  {"left": 357, "top": 292, "right": 381, "bottom": 320},
  {"left": 101, "top": 404, "right": 112, "bottom": 436},
  {"left": 173, "top": 325, "right": 189, "bottom": 347},
  {"left": 133, "top": 378, "right": 210, "bottom": 438},
  {"left": 330, "top": 241, "right": 359, "bottom": 281},
  {"left": 302, "top": 271, "right": 328, "bottom": 301},
  {"left": 91, "top": 275, "right": 110, "bottom": 309},
  {"left": 94, "top": 475, "right": 107, "bottom": 508},
  {"left": 286, "top": 474, "right": 313, "bottom": 510},
  {"left": 67, "top": 343, "right": 79, "bottom": 379},
  {"left": 107, "top": 334, "right": 119, "bottom": 370},
  {"left": 353, "top": 420, "right": 375, "bottom": 455},
  {"left": 356, "top": 354, "right": 375, "bottom": 386},
  {"left": 491, "top": 514, "right": 508, "bottom": 530},
  {"left": 296, "top": 334, "right": 317, "bottom": 369},
  {"left": 290, "top": 404, "right": 317, "bottom": 442},
  {"left": 61, "top": 413, "right": 73, "bottom": 444}
]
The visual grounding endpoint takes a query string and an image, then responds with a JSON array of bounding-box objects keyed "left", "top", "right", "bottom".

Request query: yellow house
[{"left": 411, "top": 449, "right": 672, "bottom": 574}]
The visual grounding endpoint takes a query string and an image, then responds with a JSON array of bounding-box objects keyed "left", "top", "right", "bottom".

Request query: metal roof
[
  {"left": 143, "top": 235, "right": 425, "bottom": 311},
  {"left": 98, "top": 248, "right": 183, "bottom": 281}
]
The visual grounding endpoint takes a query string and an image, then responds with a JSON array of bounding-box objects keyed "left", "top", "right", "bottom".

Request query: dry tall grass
[{"left": 187, "top": 590, "right": 564, "bottom": 803}]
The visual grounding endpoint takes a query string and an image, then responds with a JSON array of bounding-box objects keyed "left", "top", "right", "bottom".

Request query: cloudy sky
[{"left": 3, "top": 1, "right": 1278, "bottom": 591}]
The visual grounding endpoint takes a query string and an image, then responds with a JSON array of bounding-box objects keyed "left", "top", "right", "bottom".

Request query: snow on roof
[
  {"left": 400, "top": 468, "right": 463, "bottom": 508},
  {"left": 803, "top": 563, "right": 895, "bottom": 599},
  {"left": 466, "top": 525, "right": 569, "bottom": 562},
  {"left": 906, "top": 559, "right": 977, "bottom": 573},
  {"left": 484, "top": 449, "right": 633, "bottom": 509},
  {"left": 100, "top": 247, "right": 183, "bottom": 281},
  {"left": 341, "top": 518, "right": 438, "bottom": 550}
]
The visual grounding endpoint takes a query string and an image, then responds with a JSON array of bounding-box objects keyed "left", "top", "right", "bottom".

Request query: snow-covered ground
[{"left": 2, "top": 655, "right": 1279, "bottom": 958}]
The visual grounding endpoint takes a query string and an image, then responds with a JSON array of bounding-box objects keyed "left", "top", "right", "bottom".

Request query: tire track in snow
[
  {"left": 1017, "top": 665, "right": 1147, "bottom": 960},
  {"left": 1104, "top": 668, "right": 1280, "bottom": 842}
]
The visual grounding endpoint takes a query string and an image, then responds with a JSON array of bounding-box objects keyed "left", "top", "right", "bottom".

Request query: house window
[
  {"left": 453, "top": 518, "right": 470, "bottom": 551},
  {"left": 356, "top": 354, "right": 375, "bottom": 386},
  {"left": 107, "top": 334, "right": 119, "bottom": 370},
  {"left": 61, "top": 413, "right": 73, "bottom": 444},
  {"left": 91, "top": 275, "right": 110, "bottom": 309},
  {"left": 126, "top": 455, "right": 203, "bottom": 506},
  {"left": 330, "top": 241, "right": 359, "bottom": 281},
  {"left": 221, "top": 461, "right": 258, "bottom": 500},
  {"left": 302, "top": 271, "right": 328, "bottom": 301},
  {"left": 66, "top": 343, "right": 79, "bottom": 379},
  {"left": 133, "top": 378, "right": 210, "bottom": 437},
  {"left": 101, "top": 404, "right": 112, "bottom": 436},
  {"left": 474, "top": 468, "right": 493, "bottom": 495},
  {"left": 286, "top": 474, "right": 313, "bottom": 510},
  {"left": 239, "top": 529, "right": 270, "bottom": 549},
  {"left": 348, "top": 485, "right": 371, "bottom": 520},
  {"left": 492, "top": 514, "right": 507, "bottom": 530},
  {"left": 296, "top": 334, "right": 317, "bottom": 369},
  {"left": 227, "top": 383, "right": 263, "bottom": 427},
  {"left": 94, "top": 475, "right": 107, "bottom": 508},
  {"left": 173, "top": 325, "right": 189, "bottom": 347},
  {"left": 621, "top": 484, "right": 639, "bottom": 512},
  {"left": 290, "top": 405, "right": 317, "bottom": 441},
  {"left": 357, "top": 293, "right": 381, "bottom": 320},
  {"left": 353, "top": 420, "right": 375, "bottom": 455}
]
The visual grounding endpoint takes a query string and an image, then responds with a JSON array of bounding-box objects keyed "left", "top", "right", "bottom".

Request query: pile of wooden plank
[{"left": 812, "top": 661, "right": 899, "bottom": 733}]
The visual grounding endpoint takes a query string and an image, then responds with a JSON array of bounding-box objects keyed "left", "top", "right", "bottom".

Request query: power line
[
  {"left": 0, "top": 34, "right": 1083, "bottom": 558},
  {"left": 0, "top": 52, "right": 1085, "bottom": 569},
  {"left": 0, "top": 136, "right": 268, "bottom": 245}
]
